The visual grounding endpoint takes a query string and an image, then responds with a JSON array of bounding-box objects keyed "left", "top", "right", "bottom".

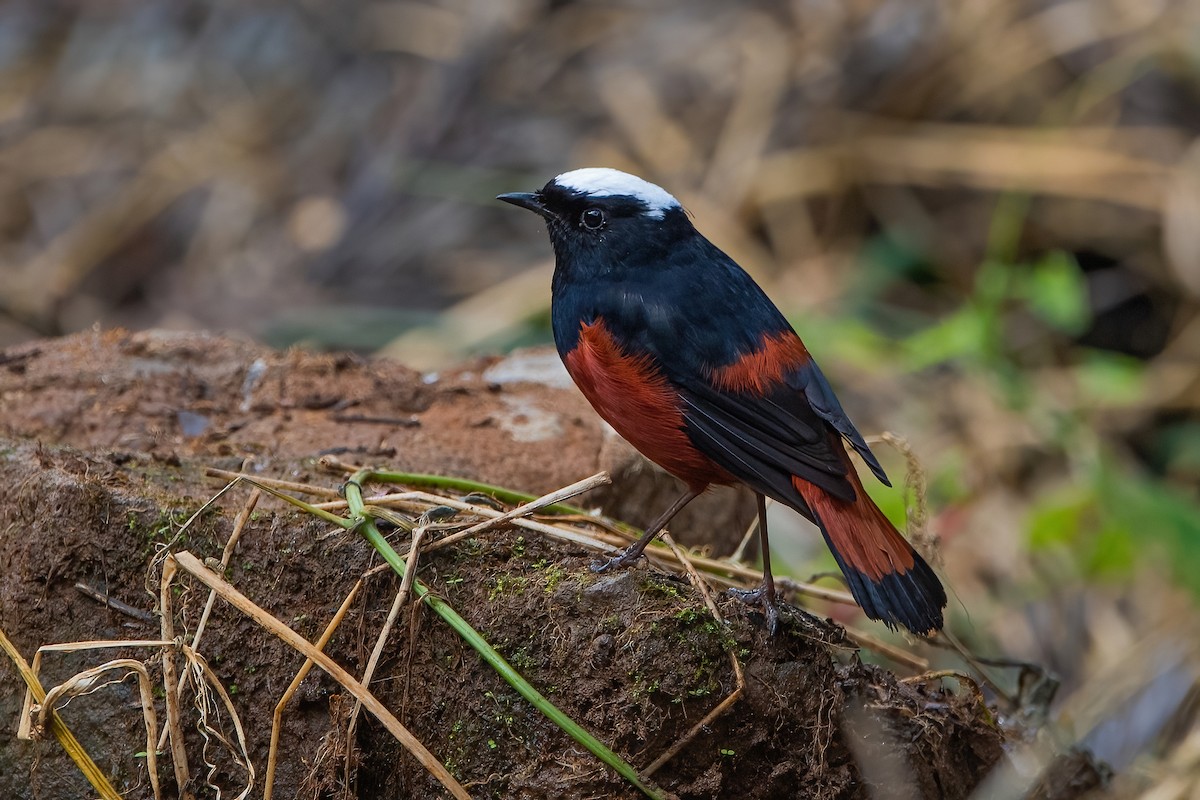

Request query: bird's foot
[
  {"left": 729, "top": 585, "right": 780, "bottom": 634},
  {"left": 590, "top": 545, "right": 644, "bottom": 574}
]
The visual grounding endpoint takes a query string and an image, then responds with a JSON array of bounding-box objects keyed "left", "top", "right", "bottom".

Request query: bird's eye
[{"left": 580, "top": 207, "right": 606, "bottom": 230}]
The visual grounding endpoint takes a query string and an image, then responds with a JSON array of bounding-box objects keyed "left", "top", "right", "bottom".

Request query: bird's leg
[
  {"left": 729, "top": 493, "right": 780, "bottom": 633},
  {"left": 592, "top": 488, "right": 701, "bottom": 573}
]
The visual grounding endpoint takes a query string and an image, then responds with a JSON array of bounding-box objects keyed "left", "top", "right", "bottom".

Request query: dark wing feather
[
  {"left": 677, "top": 376, "right": 857, "bottom": 504},
  {"left": 787, "top": 359, "right": 890, "bottom": 486},
  {"left": 679, "top": 399, "right": 816, "bottom": 514}
]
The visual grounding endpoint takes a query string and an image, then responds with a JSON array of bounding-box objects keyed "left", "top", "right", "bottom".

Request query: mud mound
[{"left": 0, "top": 330, "right": 1094, "bottom": 799}]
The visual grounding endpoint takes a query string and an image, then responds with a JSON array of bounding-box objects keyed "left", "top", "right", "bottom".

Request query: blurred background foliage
[{"left": 1, "top": 0, "right": 1199, "bottom": 794}]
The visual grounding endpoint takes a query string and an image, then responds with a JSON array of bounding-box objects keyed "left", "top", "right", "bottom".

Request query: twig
[
  {"left": 73, "top": 582, "right": 154, "bottom": 622},
  {"left": 330, "top": 413, "right": 420, "bottom": 427}
]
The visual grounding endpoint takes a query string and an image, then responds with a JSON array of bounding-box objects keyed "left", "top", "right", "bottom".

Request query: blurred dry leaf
[
  {"left": 361, "top": 2, "right": 465, "bottom": 61},
  {"left": 1164, "top": 139, "right": 1200, "bottom": 299},
  {"left": 288, "top": 195, "right": 347, "bottom": 253}
]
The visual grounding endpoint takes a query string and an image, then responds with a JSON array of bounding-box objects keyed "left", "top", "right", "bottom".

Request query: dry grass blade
[
  {"left": 347, "top": 488, "right": 859, "bottom": 609},
  {"left": 158, "top": 554, "right": 255, "bottom": 799},
  {"left": 343, "top": 524, "right": 430, "bottom": 793},
  {"left": 158, "top": 486, "right": 261, "bottom": 754},
  {"left": 251, "top": 460, "right": 854, "bottom": 601},
  {"left": 730, "top": 500, "right": 767, "bottom": 563},
  {"left": 660, "top": 533, "right": 725, "bottom": 624},
  {"left": 392, "top": 472, "right": 611, "bottom": 557},
  {"left": 19, "top": 638, "right": 172, "bottom": 739},
  {"left": 204, "top": 467, "right": 342, "bottom": 498},
  {"left": 34, "top": 658, "right": 164, "bottom": 799},
  {"left": 0, "top": 627, "right": 124, "bottom": 800},
  {"left": 167, "top": 550, "right": 472, "bottom": 800},
  {"left": 264, "top": 579, "right": 365, "bottom": 800},
  {"left": 181, "top": 645, "right": 256, "bottom": 800},
  {"left": 752, "top": 124, "right": 1169, "bottom": 211},
  {"left": 159, "top": 557, "right": 196, "bottom": 800},
  {"left": 316, "top": 489, "right": 613, "bottom": 552},
  {"left": 363, "top": 488, "right": 859, "bottom": 607}
]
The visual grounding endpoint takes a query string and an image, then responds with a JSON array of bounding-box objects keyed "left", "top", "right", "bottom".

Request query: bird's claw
[
  {"left": 729, "top": 586, "right": 780, "bottom": 634},
  {"left": 590, "top": 547, "right": 643, "bottom": 574}
]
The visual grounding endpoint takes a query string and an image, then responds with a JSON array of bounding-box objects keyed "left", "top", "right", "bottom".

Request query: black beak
[{"left": 497, "top": 191, "right": 552, "bottom": 220}]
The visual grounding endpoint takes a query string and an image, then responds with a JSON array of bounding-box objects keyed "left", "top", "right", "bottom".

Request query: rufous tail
[{"left": 793, "top": 473, "right": 946, "bottom": 635}]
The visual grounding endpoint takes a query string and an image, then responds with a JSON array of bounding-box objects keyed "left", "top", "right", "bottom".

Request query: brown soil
[{"left": 0, "top": 330, "right": 1096, "bottom": 799}]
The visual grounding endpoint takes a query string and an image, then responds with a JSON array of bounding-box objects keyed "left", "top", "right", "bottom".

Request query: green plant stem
[
  {"left": 343, "top": 471, "right": 664, "bottom": 800},
  {"left": 237, "top": 478, "right": 357, "bottom": 528}
]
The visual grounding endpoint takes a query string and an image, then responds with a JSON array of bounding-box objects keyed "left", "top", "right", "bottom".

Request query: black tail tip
[{"left": 844, "top": 556, "right": 947, "bottom": 636}]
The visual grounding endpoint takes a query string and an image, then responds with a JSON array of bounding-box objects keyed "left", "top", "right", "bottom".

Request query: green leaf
[
  {"left": 974, "top": 259, "right": 1014, "bottom": 310},
  {"left": 1026, "top": 491, "right": 1089, "bottom": 550},
  {"left": 1098, "top": 466, "right": 1200, "bottom": 593},
  {"left": 1153, "top": 421, "right": 1200, "bottom": 474},
  {"left": 1085, "top": 521, "right": 1139, "bottom": 577},
  {"left": 1075, "top": 351, "right": 1145, "bottom": 407},
  {"left": 790, "top": 315, "right": 895, "bottom": 370},
  {"left": 1022, "top": 251, "right": 1090, "bottom": 334},
  {"left": 900, "top": 307, "right": 990, "bottom": 370}
]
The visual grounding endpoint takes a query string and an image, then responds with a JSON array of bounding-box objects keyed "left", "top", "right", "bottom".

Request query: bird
[{"left": 497, "top": 167, "right": 946, "bottom": 635}]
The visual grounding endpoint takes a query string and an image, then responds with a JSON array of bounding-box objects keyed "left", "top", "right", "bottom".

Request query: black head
[{"left": 497, "top": 168, "right": 695, "bottom": 273}]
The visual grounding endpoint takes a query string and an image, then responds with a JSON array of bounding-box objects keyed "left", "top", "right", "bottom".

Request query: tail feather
[{"left": 793, "top": 474, "right": 946, "bottom": 635}]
